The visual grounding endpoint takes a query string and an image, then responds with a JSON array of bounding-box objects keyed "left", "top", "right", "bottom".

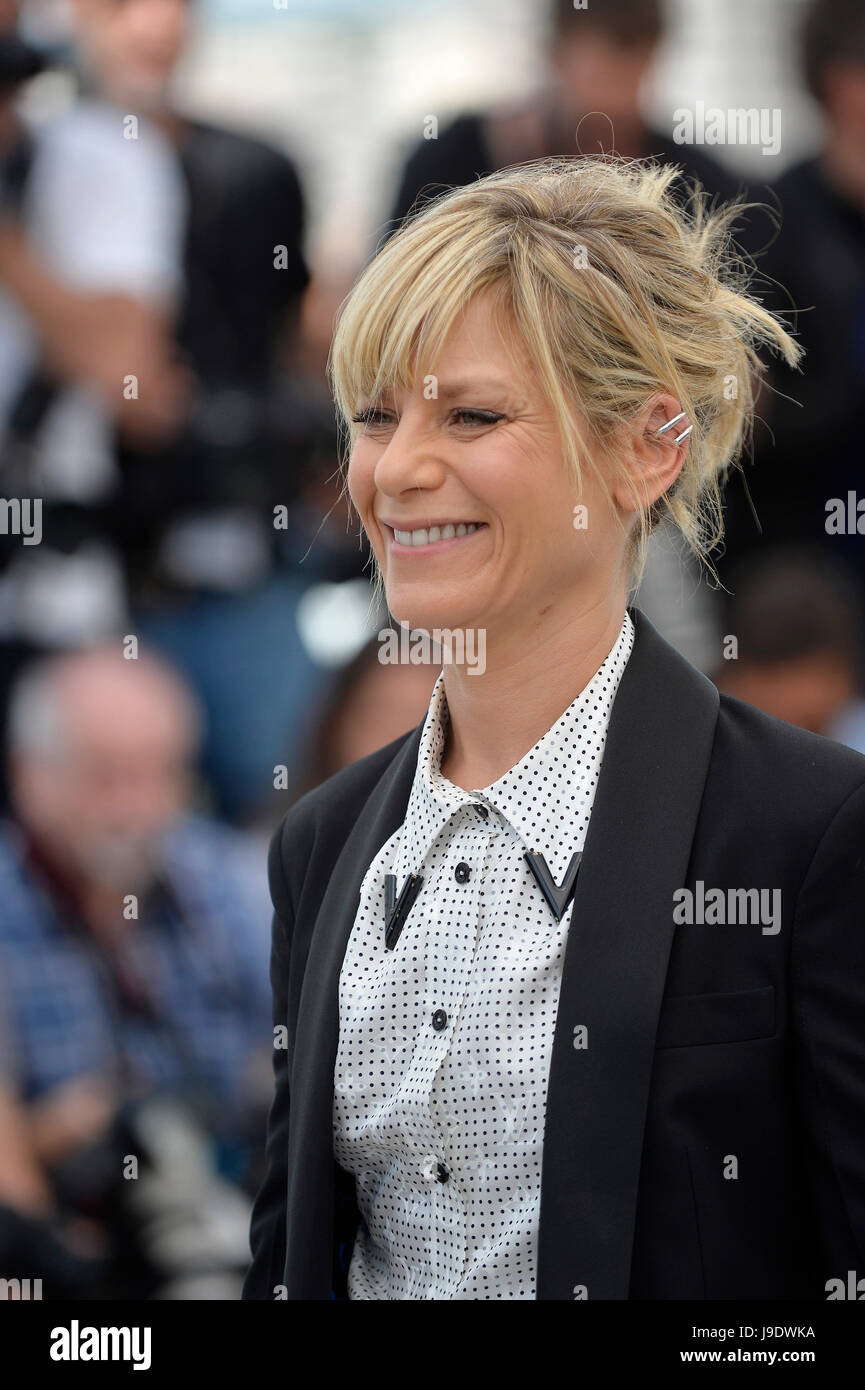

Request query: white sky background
[{"left": 29, "top": 0, "right": 826, "bottom": 273}]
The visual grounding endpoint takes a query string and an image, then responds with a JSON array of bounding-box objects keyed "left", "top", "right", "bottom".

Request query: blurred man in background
[
  {"left": 0, "top": 0, "right": 185, "bottom": 473},
  {"left": 0, "top": 646, "right": 273, "bottom": 1296},
  {"left": 715, "top": 549, "right": 865, "bottom": 753},
  {"left": 0, "top": 0, "right": 342, "bottom": 823},
  {"left": 389, "top": 0, "right": 747, "bottom": 233},
  {"left": 0, "top": 0, "right": 186, "bottom": 812},
  {"left": 719, "top": 0, "right": 865, "bottom": 603},
  {"left": 63, "top": 0, "right": 335, "bottom": 822}
]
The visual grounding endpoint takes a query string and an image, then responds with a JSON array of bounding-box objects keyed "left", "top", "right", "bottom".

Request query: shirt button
[
  {"left": 454, "top": 861, "right": 471, "bottom": 883},
  {"left": 475, "top": 805, "right": 489, "bottom": 820},
  {"left": 432, "top": 1008, "right": 448, "bottom": 1031},
  {"left": 436, "top": 1163, "right": 450, "bottom": 1183}
]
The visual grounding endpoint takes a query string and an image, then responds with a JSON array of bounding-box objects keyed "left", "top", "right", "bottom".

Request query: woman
[{"left": 244, "top": 157, "right": 865, "bottom": 1301}]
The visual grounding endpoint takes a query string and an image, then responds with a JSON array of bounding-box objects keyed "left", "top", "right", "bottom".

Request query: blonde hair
[{"left": 328, "top": 155, "right": 801, "bottom": 592}]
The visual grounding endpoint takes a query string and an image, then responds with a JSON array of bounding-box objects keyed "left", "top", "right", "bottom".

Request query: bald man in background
[{"left": 0, "top": 646, "right": 273, "bottom": 1296}]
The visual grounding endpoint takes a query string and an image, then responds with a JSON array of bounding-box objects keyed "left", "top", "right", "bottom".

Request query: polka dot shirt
[{"left": 332, "top": 610, "right": 635, "bottom": 1299}]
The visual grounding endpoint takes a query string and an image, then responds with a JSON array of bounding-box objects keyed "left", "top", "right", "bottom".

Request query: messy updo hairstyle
[{"left": 329, "top": 156, "right": 801, "bottom": 589}]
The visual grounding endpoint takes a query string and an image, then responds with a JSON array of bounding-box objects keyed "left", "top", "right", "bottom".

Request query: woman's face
[{"left": 347, "top": 292, "right": 627, "bottom": 639}]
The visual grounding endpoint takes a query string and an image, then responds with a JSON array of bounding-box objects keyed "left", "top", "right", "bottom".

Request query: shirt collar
[{"left": 393, "top": 610, "right": 635, "bottom": 883}]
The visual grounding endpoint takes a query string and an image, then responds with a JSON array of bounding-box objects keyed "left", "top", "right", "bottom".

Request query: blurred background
[{"left": 0, "top": 0, "right": 863, "bottom": 1298}]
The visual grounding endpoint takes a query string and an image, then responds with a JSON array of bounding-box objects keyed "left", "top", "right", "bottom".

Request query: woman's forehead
[{"left": 362, "top": 297, "right": 532, "bottom": 401}]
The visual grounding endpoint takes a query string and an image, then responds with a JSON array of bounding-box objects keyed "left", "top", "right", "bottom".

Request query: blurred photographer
[
  {"left": 59, "top": 0, "right": 339, "bottom": 820},
  {"left": 0, "top": 0, "right": 188, "bottom": 816},
  {"left": 0, "top": 645, "right": 274, "bottom": 1296},
  {"left": 719, "top": 0, "right": 865, "bottom": 598}
]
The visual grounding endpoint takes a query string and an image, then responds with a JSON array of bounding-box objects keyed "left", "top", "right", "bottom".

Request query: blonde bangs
[{"left": 328, "top": 211, "right": 513, "bottom": 437}]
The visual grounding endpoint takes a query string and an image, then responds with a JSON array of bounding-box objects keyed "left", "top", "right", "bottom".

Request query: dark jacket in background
[
  {"left": 387, "top": 111, "right": 747, "bottom": 232},
  {"left": 720, "top": 157, "right": 865, "bottom": 590}
]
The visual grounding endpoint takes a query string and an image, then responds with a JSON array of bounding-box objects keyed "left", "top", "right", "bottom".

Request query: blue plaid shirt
[{"left": 0, "top": 816, "right": 273, "bottom": 1141}]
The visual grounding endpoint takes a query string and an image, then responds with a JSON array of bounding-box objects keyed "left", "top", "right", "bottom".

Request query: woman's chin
[
  {"left": 385, "top": 583, "right": 484, "bottom": 636},
  {"left": 386, "top": 600, "right": 481, "bottom": 637}
]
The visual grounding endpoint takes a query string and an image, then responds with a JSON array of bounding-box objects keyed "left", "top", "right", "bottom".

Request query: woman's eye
[
  {"left": 351, "top": 408, "right": 395, "bottom": 428},
  {"left": 451, "top": 409, "right": 505, "bottom": 427},
  {"left": 350, "top": 406, "right": 504, "bottom": 429}
]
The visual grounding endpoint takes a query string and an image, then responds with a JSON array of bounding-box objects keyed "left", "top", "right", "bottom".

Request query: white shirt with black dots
[{"left": 332, "top": 610, "right": 635, "bottom": 1299}]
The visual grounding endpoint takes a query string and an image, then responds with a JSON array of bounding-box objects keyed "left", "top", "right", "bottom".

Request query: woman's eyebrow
[{"left": 434, "top": 378, "right": 513, "bottom": 399}]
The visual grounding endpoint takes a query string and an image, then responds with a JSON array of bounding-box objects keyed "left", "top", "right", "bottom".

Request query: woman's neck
[{"left": 439, "top": 592, "right": 628, "bottom": 792}]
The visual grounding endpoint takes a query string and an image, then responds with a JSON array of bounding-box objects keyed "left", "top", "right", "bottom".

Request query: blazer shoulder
[
  {"left": 268, "top": 725, "right": 420, "bottom": 916},
  {"left": 716, "top": 690, "right": 865, "bottom": 807}
]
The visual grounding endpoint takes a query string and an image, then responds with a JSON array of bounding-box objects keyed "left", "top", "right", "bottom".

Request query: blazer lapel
[
  {"left": 283, "top": 723, "right": 421, "bottom": 1297},
  {"left": 536, "top": 606, "right": 720, "bottom": 1300}
]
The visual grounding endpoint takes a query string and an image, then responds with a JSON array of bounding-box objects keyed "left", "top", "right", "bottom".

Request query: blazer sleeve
[
  {"left": 242, "top": 819, "right": 295, "bottom": 1300},
  {"left": 792, "top": 776, "right": 865, "bottom": 1277}
]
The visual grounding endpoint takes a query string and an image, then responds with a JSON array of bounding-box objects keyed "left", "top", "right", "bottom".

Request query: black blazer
[{"left": 243, "top": 606, "right": 865, "bottom": 1301}]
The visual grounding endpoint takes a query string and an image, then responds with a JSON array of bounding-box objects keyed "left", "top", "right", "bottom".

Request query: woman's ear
[{"left": 611, "top": 393, "right": 690, "bottom": 515}]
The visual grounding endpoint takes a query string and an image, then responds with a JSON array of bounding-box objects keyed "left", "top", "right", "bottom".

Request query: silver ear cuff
[{"left": 655, "top": 410, "right": 693, "bottom": 444}]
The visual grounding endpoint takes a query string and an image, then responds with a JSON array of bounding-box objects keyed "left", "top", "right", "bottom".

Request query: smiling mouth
[{"left": 386, "top": 522, "right": 488, "bottom": 550}]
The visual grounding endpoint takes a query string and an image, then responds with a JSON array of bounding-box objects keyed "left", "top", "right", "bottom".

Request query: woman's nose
[{"left": 373, "top": 420, "right": 446, "bottom": 494}]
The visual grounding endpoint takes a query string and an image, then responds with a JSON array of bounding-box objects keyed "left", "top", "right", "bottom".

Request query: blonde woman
[{"left": 244, "top": 158, "right": 865, "bottom": 1301}]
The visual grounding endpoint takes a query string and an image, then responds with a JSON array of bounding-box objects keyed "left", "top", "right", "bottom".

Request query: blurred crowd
[{"left": 0, "top": 0, "right": 863, "bottom": 1298}]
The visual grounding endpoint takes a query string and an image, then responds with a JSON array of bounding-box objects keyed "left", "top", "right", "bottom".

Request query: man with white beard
[{"left": 0, "top": 646, "right": 272, "bottom": 1295}]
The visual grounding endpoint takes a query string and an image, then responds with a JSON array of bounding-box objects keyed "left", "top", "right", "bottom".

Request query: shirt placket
[{"left": 407, "top": 804, "right": 499, "bottom": 1295}]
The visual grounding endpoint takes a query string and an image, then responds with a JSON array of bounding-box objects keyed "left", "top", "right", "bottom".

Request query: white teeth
[{"left": 392, "top": 523, "right": 480, "bottom": 547}]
